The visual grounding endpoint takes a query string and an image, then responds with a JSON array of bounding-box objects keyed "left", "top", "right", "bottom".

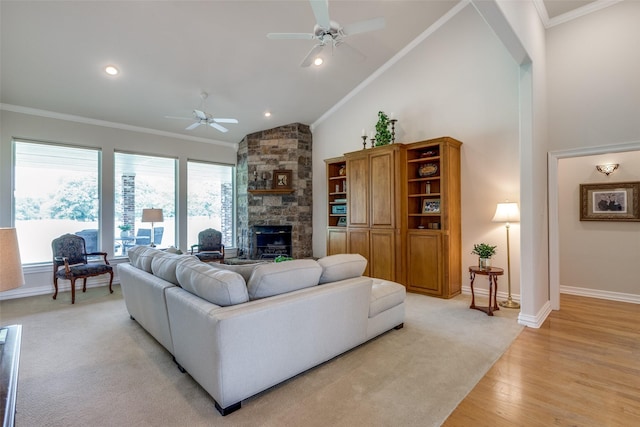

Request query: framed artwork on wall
[
  {"left": 580, "top": 181, "right": 640, "bottom": 221},
  {"left": 272, "top": 170, "right": 292, "bottom": 190}
]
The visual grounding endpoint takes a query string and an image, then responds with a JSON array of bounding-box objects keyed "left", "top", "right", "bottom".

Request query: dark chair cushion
[{"left": 56, "top": 263, "right": 113, "bottom": 278}]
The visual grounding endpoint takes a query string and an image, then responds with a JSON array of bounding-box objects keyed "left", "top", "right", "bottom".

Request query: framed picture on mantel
[{"left": 272, "top": 170, "right": 292, "bottom": 190}]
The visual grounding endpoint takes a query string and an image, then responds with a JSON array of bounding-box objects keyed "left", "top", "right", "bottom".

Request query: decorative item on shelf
[
  {"left": 471, "top": 243, "right": 497, "bottom": 270},
  {"left": 361, "top": 135, "right": 368, "bottom": 149},
  {"left": 596, "top": 163, "right": 619, "bottom": 176},
  {"left": 272, "top": 169, "right": 293, "bottom": 190},
  {"left": 337, "top": 217, "right": 347, "bottom": 226},
  {"left": 390, "top": 117, "right": 398, "bottom": 143},
  {"left": 422, "top": 199, "right": 440, "bottom": 214},
  {"left": 418, "top": 163, "right": 438, "bottom": 177},
  {"left": 338, "top": 165, "right": 346, "bottom": 176},
  {"left": 370, "top": 137, "right": 375, "bottom": 148},
  {"left": 425, "top": 181, "right": 431, "bottom": 194},
  {"left": 420, "top": 149, "right": 438, "bottom": 158},
  {"left": 374, "top": 111, "right": 392, "bottom": 146},
  {"left": 492, "top": 202, "right": 520, "bottom": 308},
  {"left": 118, "top": 224, "right": 132, "bottom": 238}
]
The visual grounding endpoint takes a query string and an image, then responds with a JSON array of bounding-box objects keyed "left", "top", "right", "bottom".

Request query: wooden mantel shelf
[{"left": 248, "top": 189, "right": 295, "bottom": 195}]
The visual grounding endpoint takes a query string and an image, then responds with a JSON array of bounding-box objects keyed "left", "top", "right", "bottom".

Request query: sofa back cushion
[
  {"left": 212, "top": 261, "right": 268, "bottom": 283},
  {"left": 317, "top": 254, "right": 368, "bottom": 284},
  {"left": 246, "top": 259, "right": 322, "bottom": 300},
  {"left": 176, "top": 258, "right": 249, "bottom": 306},
  {"left": 128, "top": 246, "right": 165, "bottom": 273},
  {"left": 151, "top": 253, "right": 194, "bottom": 286}
]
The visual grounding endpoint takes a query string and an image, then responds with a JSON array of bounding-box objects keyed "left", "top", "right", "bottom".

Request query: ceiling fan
[
  {"left": 267, "top": 0, "right": 385, "bottom": 67},
  {"left": 166, "top": 91, "right": 238, "bottom": 133}
]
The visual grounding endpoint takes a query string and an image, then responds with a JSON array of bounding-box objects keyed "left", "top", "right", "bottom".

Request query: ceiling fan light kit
[{"left": 267, "top": 0, "right": 385, "bottom": 68}]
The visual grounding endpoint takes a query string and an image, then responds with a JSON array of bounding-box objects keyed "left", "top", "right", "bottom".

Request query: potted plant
[
  {"left": 471, "top": 243, "right": 497, "bottom": 269},
  {"left": 375, "top": 111, "right": 392, "bottom": 146},
  {"left": 118, "top": 224, "right": 132, "bottom": 238}
]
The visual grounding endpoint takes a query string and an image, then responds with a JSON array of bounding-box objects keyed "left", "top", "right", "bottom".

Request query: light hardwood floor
[{"left": 444, "top": 294, "right": 640, "bottom": 426}]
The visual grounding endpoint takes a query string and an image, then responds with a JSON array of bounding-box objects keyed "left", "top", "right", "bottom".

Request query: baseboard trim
[
  {"left": 0, "top": 279, "right": 119, "bottom": 301},
  {"left": 560, "top": 286, "right": 640, "bottom": 304},
  {"left": 518, "top": 300, "right": 552, "bottom": 329}
]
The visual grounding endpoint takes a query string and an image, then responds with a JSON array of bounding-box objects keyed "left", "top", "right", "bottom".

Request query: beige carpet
[{"left": 0, "top": 285, "right": 522, "bottom": 427}]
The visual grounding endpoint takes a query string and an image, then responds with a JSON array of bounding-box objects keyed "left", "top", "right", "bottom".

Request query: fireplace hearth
[{"left": 251, "top": 225, "right": 292, "bottom": 259}]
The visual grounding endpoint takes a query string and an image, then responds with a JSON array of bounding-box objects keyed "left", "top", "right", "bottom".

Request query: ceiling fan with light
[
  {"left": 267, "top": 0, "right": 385, "bottom": 67},
  {"left": 165, "top": 91, "right": 238, "bottom": 133}
]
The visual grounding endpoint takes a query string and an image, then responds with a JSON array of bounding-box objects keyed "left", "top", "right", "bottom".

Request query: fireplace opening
[{"left": 251, "top": 225, "right": 292, "bottom": 259}]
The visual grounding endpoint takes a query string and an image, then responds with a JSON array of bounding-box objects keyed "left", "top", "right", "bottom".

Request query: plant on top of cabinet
[{"left": 375, "top": 111, "right": 392, "bottom": 146}]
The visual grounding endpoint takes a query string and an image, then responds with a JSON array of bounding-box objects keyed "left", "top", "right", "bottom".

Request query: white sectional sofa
[{"left": 118, "top": 247, "right": 405, "bottom": 415}]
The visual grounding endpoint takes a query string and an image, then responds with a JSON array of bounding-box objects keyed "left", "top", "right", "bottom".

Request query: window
[
  {"left": 114, "top": 152, "right": 176, "bottom": 256},
  {"left": 13, "top": 140, "right": 100, "bottom": 264},
  {"left": 187, "top": 161, "right": 234, "bottom": 250}
]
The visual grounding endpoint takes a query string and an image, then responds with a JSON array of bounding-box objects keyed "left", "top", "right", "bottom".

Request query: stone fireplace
[{"left": 236, "top": 123, "right": 312, "bottom": 259}]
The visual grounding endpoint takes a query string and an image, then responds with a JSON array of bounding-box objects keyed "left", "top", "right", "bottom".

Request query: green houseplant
[
  {"left": 471, "top": 243, "right": 497, "bottom": 269},
  {"left": 374, "top": 111, "right": 392, "bottom": 146},
  {"left": 118, "top": 224, "right": 132, "bottom": 237}
]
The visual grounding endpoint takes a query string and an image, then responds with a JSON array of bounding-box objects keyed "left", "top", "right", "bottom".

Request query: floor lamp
[
  {"left": 492, "top": 202, "right": 520, "bottom": 309},
  {"left": 142, "top": 208, "right": 163, "bottom": 247}
]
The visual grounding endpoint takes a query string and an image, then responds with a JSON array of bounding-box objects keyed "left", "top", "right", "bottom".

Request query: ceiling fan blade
[
  {"left": 213, "top": 118, "right": 238, "bottom": 124},
  {"left": 210, "top": 122, "right": 229, "bottom": 133},
  {"left": 336, "top": 41, "right": 366, "bottom": 62},
  {"left": 342, "top": 17, "right": 385, "bottom": 37},
  {"left": 185, "top": 122, "right": 202, "bottom": 130},
  {"left": 309, "top": 0, "right": 331, "bottom": 29},
  {"left": 267, "top": 32, "right": 315, "bottom": 40},
  {"left": 300, "top": 44, "right": 325, "bottom": 68},
  {"left": 193, "top": 109, "right": 208, "bottom": 120},
  {"left": 165, "top": 115, "right": 193, "bottom": 121}
]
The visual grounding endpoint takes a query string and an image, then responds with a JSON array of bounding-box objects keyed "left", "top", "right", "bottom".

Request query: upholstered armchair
[
  {"left": 51, "top": 233, "right": 114, "bottom": 304},
  {"left": 190, "top": 228, "right": 225, "bottom": 263}
]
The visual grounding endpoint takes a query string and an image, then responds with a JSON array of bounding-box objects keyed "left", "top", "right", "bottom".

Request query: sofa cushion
[
  {"left": 128, "top": 246, "right": 166, "bottom": 272},
  {"left": 176, "top": 258, "right": 249, "bottom": 306},
  {"left": 151, "top": 253, "right": 193, "bottom": 286},
  {"left": 369, "top": 279, "right": 406, "bottom": 318},
  {"left": 213, "top": 261, "right": 268, "bottom": 283},
  {"left": 247, "top": 259, "right": 322, "bottom": 300},
  {"left": 317, "top": 254, "right": 368, "bottom": 284}
]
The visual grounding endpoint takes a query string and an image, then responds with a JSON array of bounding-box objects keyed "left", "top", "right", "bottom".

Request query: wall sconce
[{"left": 596, "top": 164, "right": 619, "bottom": 176}]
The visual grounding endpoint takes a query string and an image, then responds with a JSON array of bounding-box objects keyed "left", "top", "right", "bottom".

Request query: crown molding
[
  {"left": 0, "top": 103, "right": 239, "bottom": 151},
  {"left": 534, "top": 0, "right": 623, "bottom": 29}
]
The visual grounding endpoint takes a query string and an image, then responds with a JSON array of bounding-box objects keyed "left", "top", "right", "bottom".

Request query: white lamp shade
[
  {"left": 142, "top": 208, "right": 163, "bottom": 223},
  {"left": 0, "top": 228, "right": 25, "bottom": 292},
  {"left": 492, "top": 202, "right": 520, "bottom": 223}
]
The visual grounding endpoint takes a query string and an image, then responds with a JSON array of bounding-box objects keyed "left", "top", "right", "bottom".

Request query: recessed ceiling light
[
  {"left": 314, "top": 57, "right": 324, "bottom": 66},
  {"left": 104, "top": 65, "right": 119, "bottom": 76},
  {"left": 264, "top": 111, "right": 271, "bottom": 117}
]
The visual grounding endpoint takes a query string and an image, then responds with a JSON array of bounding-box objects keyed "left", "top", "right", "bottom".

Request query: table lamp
[
  {"left": 0, "top": 228, "right": 25, "bottom": 343},
  {"left": 142, "top": 208, "right": 163, "bottom": 247},
  {"left": 492, "top": 202, "right": 520, "bottom": 309}
]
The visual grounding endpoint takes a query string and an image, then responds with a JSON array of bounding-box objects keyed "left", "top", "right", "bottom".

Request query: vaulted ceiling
[{"left": 0, "top": 1, "right": 617, "bottom": 147}]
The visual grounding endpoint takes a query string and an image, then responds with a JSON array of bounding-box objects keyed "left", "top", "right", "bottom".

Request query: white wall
[
  {"left": 547, "top": 1, "right": 640, "bottom": 302},
  {"left": 559, "top": 152, "right": 640, "bottom": 296},
  {"left": 312, "top": 4, "right": 522, "bottom": 297},
  {"left": 0, "top": 109, "right": 237, "bottom": 298}
]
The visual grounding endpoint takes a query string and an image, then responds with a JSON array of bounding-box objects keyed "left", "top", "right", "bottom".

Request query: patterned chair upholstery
[
  {"left": 52, "top": 233, "right": 114, "bottom": 304},
  {"left": 190, "top": 228, "right": 225, "bottom": 263}
]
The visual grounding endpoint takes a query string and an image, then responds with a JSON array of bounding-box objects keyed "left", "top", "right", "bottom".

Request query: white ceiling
[{"left": 0, "top": 1, "right": 617, "bottom": 148}]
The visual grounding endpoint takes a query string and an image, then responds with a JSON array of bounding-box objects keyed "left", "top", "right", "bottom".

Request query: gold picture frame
[
  {"left": 272, "top": 169, "right": 292, "bottom": 190},
  {"left": 580, "top": 181, "right": 640, "bottom": 221},
  {"left": 422, "top": 198, "right": 441, "bottom": 214}
]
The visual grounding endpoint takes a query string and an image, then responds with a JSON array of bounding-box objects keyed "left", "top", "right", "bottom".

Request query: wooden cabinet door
[
  {"left": 370, "top": 150, "right": 395, "bottom": 228},
  {"left": 347, "top": 155, "right": 369, "bottom": 227},
  {"left": 370, "top": 229, "right": 395, "bottom": 281},
  {"left": 406, "top": 232, "right": 443, "bottom": 295},
  {"left": 326, "top": 228, "right": 347, "bottom": 255},
  {"left": 347, "top": 228, "right": 370, "bottom": 276}
]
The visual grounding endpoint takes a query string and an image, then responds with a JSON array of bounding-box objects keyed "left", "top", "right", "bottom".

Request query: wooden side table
[{"left": 469, "top": 266, "right": 504, "bottom": 316}]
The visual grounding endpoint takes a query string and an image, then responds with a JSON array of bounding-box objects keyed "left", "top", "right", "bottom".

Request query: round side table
[{"left": 469, "top": 266, "right": 504, "bottom": 316}]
